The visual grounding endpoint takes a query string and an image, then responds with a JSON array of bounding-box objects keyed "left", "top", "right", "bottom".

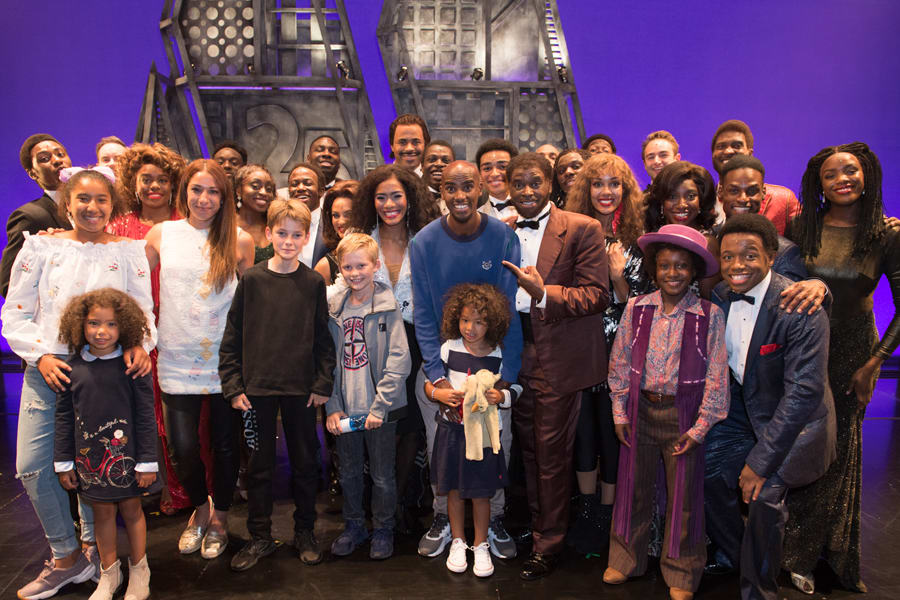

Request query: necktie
[
  {"left": 728, "top": 290, "right": 755, "bottom": 305},
  {"left": 516, "top": 211, "right": 549, "bottom": 230}
]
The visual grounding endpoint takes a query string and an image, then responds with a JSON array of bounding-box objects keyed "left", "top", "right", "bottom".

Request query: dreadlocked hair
[{"left": 793, "top": 142, "right": 885, "bottom": 259}]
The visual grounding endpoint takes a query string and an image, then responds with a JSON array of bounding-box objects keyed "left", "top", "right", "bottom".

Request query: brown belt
[{"left": 641, "top": 389, "right": 675, "bottom": 404}]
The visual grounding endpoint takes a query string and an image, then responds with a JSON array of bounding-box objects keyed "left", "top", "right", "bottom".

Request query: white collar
[
  {"left": 44, "top": 189, "right": 59, "bottom": 204},
  {"left": 746, "top": 270, "right": 772, "bottom": 304},
  {"left": 81, "top": 345, "right": 123, "bottom": 362}
]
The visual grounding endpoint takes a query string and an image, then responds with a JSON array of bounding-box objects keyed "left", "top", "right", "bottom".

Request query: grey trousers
[{"left": 415, "top": 368, "right": 511, "bottom": 518}]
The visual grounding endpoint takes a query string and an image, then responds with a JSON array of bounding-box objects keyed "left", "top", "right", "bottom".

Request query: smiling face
[
  {"left": 391, "top": 124, "right": 425, "bottom": 170},
  {"left": 663, "top": 178, "right": 701, "bottom": 226},
  {"left": 555, "top": 152, "right": 584, "bottom": 194},
  {"left": 509, "top": 166, "right": 551, "bottom": 219},
  {"left": 67, "top": 176, "right": 113, "bottom": 234},
  {"left": 720, "top": 167, "right": 765, "bottom": 219},
  {"left": 536, "top": 144, "right": 559, "bottom": 165},
  {"left": 643, "top": 139, "right": 680, "bottom": 181},
  {"left": 330, "top": 196, "right": 353, "bottom": 239},
  {"left": 213, "top": 147, "right": 244, "bottom": 177},
  {"left": 712, "top": 131, "right": 750, "bottom": 173},
  {"left": 135, "top": 163, "right": 173, "bottom": 210},
  {"left": 84, "top": 305, "right": 120, "bottom": 357},
  {"left": 441, "top": 162, "right": 482, "bottom": 224},
  {"left": 266, "top": 216, "right": 309, "bottom": 263},
  {"left": 288, "top": 166, "right": 321, "bottom": 209},
  {"left": 590, "top": 173, "right": 624, "bottom": 216},
  {"left": 654, "top": 247, "right": 695, "bottom": 304},
  {"left": 28, "top": 140, "right": 72, "bottom": 190},
  {"left": 820, "top": 152, "right": 865, "bottom": 207},
  {"left": 479, "top": 150, "right": 511, "bottom": 199},
  {"left": 185, "top": 170, "right": 222, "bottom": 228},
  {"left": 97, "top": 142, "right": 126, "bottom": 167},
  {"left": 307, "top": 137, "right": 340, "bottom": 181},
  {"left": 459, "top": 305, "right": 489, "bottom": 350},
  {"left": 239, "top": 168, "right": 276, "bottom": 214},
  {"left": 719, "top": 232, "right": 773, "bottom": 294},
  {"left": 423, "top": 144, "right": 454, "bottom": 189},
  {"left": 339, "top": 248, "right": 379, "bottom": 295},
  {"left": 374, "top": 176, "right": 408, "bottom": 227}
]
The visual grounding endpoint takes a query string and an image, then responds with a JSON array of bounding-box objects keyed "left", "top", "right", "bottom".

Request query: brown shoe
[
  {"left": 669, "top": 587, "right": 694, "bottom": 600},
  {"left": 602, "top": 566, "right": 627, "bottom": 584}
]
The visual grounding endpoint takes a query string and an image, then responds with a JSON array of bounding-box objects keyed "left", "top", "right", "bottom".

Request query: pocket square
[{"left": 760, "top": 343, "right": 781, "bottom": 356}]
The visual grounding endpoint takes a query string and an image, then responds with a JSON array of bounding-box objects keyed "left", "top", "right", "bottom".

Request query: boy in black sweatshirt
[{"left": 219, "top": 198, "right": 335, "bottom": 571}]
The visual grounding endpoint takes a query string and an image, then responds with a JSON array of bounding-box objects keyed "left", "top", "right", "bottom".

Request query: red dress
[{"left": 107, "top": 210, "right": 215, "bottom": 512}]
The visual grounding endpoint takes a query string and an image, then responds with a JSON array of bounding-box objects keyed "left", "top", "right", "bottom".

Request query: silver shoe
[
  {"left": 178, "top": 522, "right": 207, "bottom": 554},
  {"left": 201, "top": 528, "right": 228, "bottom": 559}
]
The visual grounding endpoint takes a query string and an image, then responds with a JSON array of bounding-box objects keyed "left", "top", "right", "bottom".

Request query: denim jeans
[
  {"left": 18, "top": 364, "right": 94, "bottom": 558},
  {"left": 335, "top": 421, "right": 397, "bottom": 529},
  {"left": 416, "top": 367, "right": 511, "bottom": 518}
]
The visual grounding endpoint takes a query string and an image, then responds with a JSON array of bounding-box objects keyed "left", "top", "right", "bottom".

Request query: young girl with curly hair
[
  {"left": 55, "top": 288, "right": 157, "bottom": 600},
  {"left": 424, "top": 283, "right": 522, "bottom": 578}
]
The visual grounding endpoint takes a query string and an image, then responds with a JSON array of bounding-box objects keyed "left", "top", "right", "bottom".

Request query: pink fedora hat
[{"left": 637, "top": 224, "right": 719, "bottom": 277}]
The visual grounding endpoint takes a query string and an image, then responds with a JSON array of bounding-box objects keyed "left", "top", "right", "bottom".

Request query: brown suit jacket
[{"left": 528, "top": 205, "right": 609, "bottom": 395}]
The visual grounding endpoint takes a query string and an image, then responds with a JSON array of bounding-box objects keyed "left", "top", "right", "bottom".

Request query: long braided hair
[{"left": 793, "top": 142, "right": 885, "bottom": 259}]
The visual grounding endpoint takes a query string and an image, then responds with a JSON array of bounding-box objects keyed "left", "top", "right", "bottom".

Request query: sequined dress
[{"left": 783, "top": 224, "right": 900, "bottom": 589}]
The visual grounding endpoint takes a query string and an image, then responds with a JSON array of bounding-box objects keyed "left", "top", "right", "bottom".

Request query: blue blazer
[{"left": 712, "top": 272, "right": 836, "bottom": 487}]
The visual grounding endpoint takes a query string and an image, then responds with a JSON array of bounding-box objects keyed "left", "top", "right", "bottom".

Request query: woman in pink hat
[{"left": 602, "top": 224, "right": 729, "bottom": 600}]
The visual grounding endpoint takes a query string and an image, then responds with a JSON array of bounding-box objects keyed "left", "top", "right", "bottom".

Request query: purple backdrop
[{"left": 2, "top": 0, "right": 899, "bottom": 346}]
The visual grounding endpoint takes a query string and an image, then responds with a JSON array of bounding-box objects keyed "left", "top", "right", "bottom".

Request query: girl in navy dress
[
  {"left": 424, "top": 283, "right": 521, "bottom": 578},
  {"left": 55, "top": 288, "right": 157, "bottom": 600}
]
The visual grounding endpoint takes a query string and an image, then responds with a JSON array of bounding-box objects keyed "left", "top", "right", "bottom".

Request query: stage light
[
  {"left": 470, "top": 67, "right": 484, "bottom": 81},
  {"left": 396, "top": 65, "right": 408, "bottom": 82},
  {"left": 557, "top": 66, "right": 569, "bottom": 83},
  {"left": 336, "top": 60, "right": 352, "bottom": 79}
]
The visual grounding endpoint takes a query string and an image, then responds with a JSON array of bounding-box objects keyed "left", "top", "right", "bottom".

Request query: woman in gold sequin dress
[{"left": 784, "top": 142, "right": 900, "bottom": 594}]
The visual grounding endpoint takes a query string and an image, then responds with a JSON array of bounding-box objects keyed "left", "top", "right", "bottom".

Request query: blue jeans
[
  {"left": 18, "top": 365, "right": 94, "bottom": 558},
  {"left": 335, "top": 421, "right": 397, "bottom": 530}
]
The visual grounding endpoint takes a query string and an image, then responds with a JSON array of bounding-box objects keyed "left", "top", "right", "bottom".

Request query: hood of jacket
[{"left": 328, "top": 279, "right": 398, "bottom": 319}]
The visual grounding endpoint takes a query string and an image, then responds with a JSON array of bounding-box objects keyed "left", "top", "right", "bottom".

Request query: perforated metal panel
[
  {"left": 377, "top": 0, "right": 585, "bottom": 160},
  {"left": 136, "top": 0, "right": 382, "bottom": 184}
]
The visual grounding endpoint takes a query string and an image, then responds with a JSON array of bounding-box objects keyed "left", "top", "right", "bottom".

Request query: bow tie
[
  {"left": 728, "top": 291, "right": 755, "bottom": 305},
  {"left": 492, "top": 200, "right": 513, "bottom": 211},
  {"left": 516, "top": 211, "right": 549, "bottom": 230}
]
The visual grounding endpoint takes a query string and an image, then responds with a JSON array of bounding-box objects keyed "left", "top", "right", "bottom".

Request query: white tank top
[{"left": 157, "top": 219, "right": 237, "bottom": 394}]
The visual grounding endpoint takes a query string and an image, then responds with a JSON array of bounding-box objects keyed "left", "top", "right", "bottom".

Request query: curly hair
[
  {"left": 718, "top": 213, "right": 779, "bottom": 255},
  {"left": 58, "top": 288, "right": 150, "bottom": 354},
  {"left": 353, "top": 164, "right": 440, "bottom": 235},
  {"left": 550, "top": 148, "right": 590, "bottom": 206},
  {"left": 322, "top": 180, "right": 359, "bottom": 249},
  {"left": 645, "top": 161, "right": 717, "bottom": 233},
  {"left": 582, "top": 133, "right": 617, "bottom": 154},
  {"left": 565, "top": 153, "right": 645, "bottom": 249},
  {"left": 58, "top": 169, "right": 127, "bottom": 225},
  {"left": 711, "top": 119, "right": 754, "bottom": 153},
  {"left": 793, "top": 142, "right": 885, "bottom": 259},
  {"left": 116, "top": 143, "right": 186, "bottom": 213},
  {"left": 440, "top": 283, "right": 510, "bottom": 350}
]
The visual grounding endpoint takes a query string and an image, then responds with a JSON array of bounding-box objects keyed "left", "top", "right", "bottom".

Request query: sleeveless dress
[{"left": 157, "top": 219, "right": 237, "bottom": 395}]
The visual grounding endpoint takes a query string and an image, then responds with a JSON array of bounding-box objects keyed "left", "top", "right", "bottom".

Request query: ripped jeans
[{"left": 17, "top": 364, "right": 94, "bottom": 558}]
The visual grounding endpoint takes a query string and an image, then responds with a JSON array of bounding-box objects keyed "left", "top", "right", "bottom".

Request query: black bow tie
[
  {"left": 516, "top": 211, "right": 549, "bottom": 230},
  {"left": 728, "top": 291, "right": 755, "bottom": 305},
  {"left": 492, "top": 200, "right": 513, "bottom": 211}
]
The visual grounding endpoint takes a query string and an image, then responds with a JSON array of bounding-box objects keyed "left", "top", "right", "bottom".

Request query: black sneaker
[
  {"left": 293, "top": 529, "right": 324, "bottom": 565},
  {"left": 230, "top": 538, "right": 277, "bottom": 572}
]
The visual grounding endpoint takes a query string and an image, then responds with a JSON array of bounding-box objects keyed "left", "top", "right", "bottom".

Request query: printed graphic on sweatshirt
[
  {"left": 76, "top": 427, "right": 136, "bottom": 489},
  {"left": 343, "top": 316, "right": 369, "bottom": 370}
]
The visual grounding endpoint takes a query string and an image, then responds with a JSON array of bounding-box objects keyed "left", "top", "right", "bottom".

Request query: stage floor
[{"left": 1, "top": 375, "right": 897, "bottom": 599}]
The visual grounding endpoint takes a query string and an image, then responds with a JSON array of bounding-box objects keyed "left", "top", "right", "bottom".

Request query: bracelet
[{"left": 430, "top": 386, "right": 437, "bottom": 402}]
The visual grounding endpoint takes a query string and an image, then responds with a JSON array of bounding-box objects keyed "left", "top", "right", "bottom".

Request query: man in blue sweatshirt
[{"left": 410, "top": 160, "right": 523, "bottom": 561}]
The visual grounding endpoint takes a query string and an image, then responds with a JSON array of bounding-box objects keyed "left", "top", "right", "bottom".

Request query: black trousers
[
  {"left": 574, "top": 383, "right": 619, "bottom": 482},
  {"left": 161, "top": 392, "right": 239, "bottom": 511},
  {"left": 246, "top": 395, "right": 320, "bottom": 539}
]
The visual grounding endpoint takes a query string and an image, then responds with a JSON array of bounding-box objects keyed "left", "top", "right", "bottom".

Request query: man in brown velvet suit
[{"left": 502, "top": 152, "right": 609, "bottom": 580}]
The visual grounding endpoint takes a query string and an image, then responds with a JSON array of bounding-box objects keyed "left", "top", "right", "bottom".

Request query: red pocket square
[{"left": 760, "top": 343, "right": 780, "bottom": 356}]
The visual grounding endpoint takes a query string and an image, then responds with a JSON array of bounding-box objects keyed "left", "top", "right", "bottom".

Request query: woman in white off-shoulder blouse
[{"left": 1, "top": 167, "right": 155, "bottom": 594}]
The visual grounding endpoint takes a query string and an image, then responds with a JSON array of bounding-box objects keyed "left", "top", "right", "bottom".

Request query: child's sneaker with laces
[
  {"left": 445, "top": 538, "right": 468, "bottom": 573},
  {"left": 472, "top": 542, "right": 494, "bottom": 577}
]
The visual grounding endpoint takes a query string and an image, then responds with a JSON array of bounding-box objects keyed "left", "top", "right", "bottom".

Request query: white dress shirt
[
  {"left": 479, "top": 194, "right": 518, "bottom": 222},
  {"left": 44, "top": 189, "right": 59, "bottom": 204},
  {"left": 300, "top": 207, "right": 322, "bottom": 268},
  {"left": 514, "top": 203, "right": 551, "bottom": 313},
  {"left": 725, "top": 270, "right": 771, "bottom": 384}
]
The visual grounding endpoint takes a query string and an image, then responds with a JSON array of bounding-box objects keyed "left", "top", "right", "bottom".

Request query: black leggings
[
  {"left": 161, "top": 393, "right": 240, "bottom": 512},
  {"left": 573, "top": 384, "right": 619, "bottom": 484}
]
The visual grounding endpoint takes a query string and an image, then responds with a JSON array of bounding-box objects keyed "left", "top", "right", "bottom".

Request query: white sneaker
[
  {"left": 472, "top": 542, "right": 494, "bottom": 577},
  {"left": 445, "top": 538, "right": 468, "bottom": 573},
  {"left": 89, "top": 559, "right": 122, "bottom": 600}
]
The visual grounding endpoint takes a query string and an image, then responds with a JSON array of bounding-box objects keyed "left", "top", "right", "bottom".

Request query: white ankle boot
[
  {"left": 124, "top": 555, "right": 151, "bottom": 600},
  {"left": 89, "top": 559, "right": 122, "bottom": 600}
]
